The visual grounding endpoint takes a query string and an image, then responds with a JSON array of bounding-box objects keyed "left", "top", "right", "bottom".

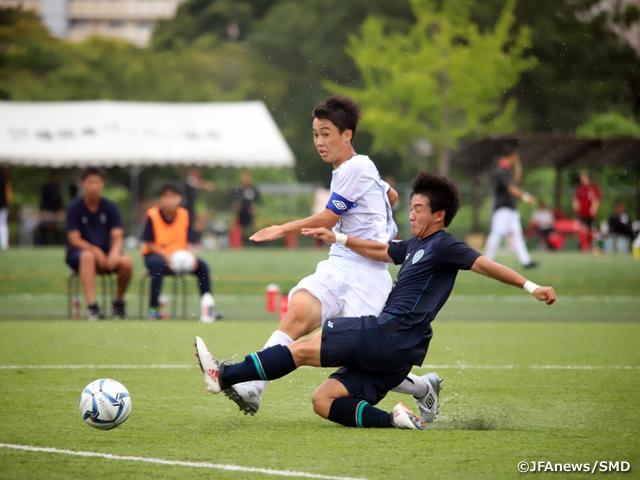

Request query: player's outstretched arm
[
  {"left": 470, "top": 256, "right": 556, "bottom": 305},
  {"left": 301, "top": 227, "right": 393, "bottom": 263},
  {"left": 250, "top": 209, "right": 340, "bottom": 243}
]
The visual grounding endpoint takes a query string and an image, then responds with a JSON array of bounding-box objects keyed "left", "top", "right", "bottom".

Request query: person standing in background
[
  {"left": 233, "top": 170, "right": 261, "bottom": 243},
  {"left": 0, "top": 165, "right": 11, "bottom": 251},
  {"left": 183, "top": 167, "right": 216, "bottom": 244},
  {"left": 484, "top": 145, "right": 537, "bottom": 268},
  {"left": 573, "top": 171, "right": 601, "bottom": 253}
]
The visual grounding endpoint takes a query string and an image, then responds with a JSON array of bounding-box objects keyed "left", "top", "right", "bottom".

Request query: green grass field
[{"left": 0, "top": 248, "right": 639, "bottom": 479}]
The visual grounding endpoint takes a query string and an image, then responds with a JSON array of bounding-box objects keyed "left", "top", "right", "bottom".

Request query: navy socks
[
  {"left": 220, "top": 345, "right": 297, "bottom": 389},
  {"left": 328, "top": 397, "right": 392, "bottom": 428}
]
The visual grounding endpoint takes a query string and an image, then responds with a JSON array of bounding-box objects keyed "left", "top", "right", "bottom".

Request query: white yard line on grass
[
  {"left": 2, "top": 364, "right": 639, "bottom": 370},
  {"left": 0, "top": 444, "right": 367, "bottom": 480}
]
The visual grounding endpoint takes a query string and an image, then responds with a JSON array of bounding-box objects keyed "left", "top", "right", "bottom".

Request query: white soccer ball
[
  {"left": 170, "top": 249, "right": 196, "bottom": 274},
  {"left": 79, "top": 379, "right": 132, "bottom": 430}
]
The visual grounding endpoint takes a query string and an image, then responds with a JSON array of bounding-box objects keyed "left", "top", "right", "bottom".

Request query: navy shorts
[
  {"left": 66, "top": 248, "right": 117, "bottom": 273},
  {"left": 321, "top": 315, "right": 412, "bottom": 405}
]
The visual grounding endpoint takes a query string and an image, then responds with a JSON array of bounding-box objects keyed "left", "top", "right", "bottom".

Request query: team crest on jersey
[
  {"left": 332, "top": 200, "right": 348, "bottom": 210},
  {"left": 412, "top": 249, "right": 424, "bottom": 264}
]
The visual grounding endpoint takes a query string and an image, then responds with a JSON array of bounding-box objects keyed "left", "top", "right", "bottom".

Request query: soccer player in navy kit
[
  {"left": 195, "top": 172, "right": 556, "bottom": 430},
  {"left": 65, "top": 167, "right": 133, "bottom": 320}
]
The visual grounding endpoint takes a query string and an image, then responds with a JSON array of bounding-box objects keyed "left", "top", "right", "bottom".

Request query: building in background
[{"left": 0, "top": 0, "right": 184, "bottom": 46}]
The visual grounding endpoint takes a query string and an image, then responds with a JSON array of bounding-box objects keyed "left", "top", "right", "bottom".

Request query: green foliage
[
  {"left": 325, "top": 0, "right": 536, "bottom": 176},
  {"left": 470, "top": 0, "right": 640, "bottom": 132},
  {"left": 577, "top": 112, "right": 640, "bottom": 138},
  {"left": 151, "top": 0, "right": 279, "bottom": 50}
]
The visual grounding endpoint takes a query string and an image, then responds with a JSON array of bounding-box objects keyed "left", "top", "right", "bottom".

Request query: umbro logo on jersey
[
  {"left": 412, "top": 249, "right": 424, "bottom": 264},
  {"left": 332, "top": 200, "right": 348, "bottom": 210},
  {"left": 327, "top": 321, "right": 333, "bottom": 328}
]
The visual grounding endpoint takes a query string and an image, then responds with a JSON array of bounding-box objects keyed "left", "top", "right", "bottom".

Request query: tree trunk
[{"left": 439, "top": 72, "right": 451, "bottom": 176}]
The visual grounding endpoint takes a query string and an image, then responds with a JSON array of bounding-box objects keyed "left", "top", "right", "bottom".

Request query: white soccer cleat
[
  {"left": 224, "top": 383, "right": 262, "bottom": 415},
  {"left": 194, "top": 336, "right": 222, "bottom": 394},
  {"left": 391, "top": 403, "right": 425, "bottom": 430},
  {"left": 416, "top": 372, "right": 442, "bottom": 423}
]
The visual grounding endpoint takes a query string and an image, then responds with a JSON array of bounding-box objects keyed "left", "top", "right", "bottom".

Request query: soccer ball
[
  {"left": 79, "top": 379, "right": 132, "bottom": 430},
  {"left": 170, "top": 249, "right": 196, "bottom": 274}
]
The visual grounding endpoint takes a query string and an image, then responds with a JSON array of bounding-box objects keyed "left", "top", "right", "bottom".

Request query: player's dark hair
[
  {"left": 312, "top": 95, "right": 362, "bottom": 143},
  {"left": 410, "top": 172, "right": 461, "bottom": 227},
  {"left": 80, "top": 167, "right": 106, "bottom": 181},
  {"left": 158, "top": 182, "right": 182, "bottom": 197}
]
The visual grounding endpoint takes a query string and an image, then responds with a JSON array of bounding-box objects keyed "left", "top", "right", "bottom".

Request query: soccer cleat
[
  {"left": 224, "top": 383, "right": 262, "bottom": 415},
  {"left": 194, "top": 336, "right": 223, "bottom": 394},
  {"left": 391, "top": 403, "right": 425, "bottom": 430},
  {"left": 416, "top": 372, "right": 442, "bottom": 423},
  {"left": 87, "top": 303, "right": 105, "bottom": 321},
  {"left": 147, "top": 308, "right": 162, "bottom": 320},
  {"left": 523, "top": 261, "right": 539, "bottom": 269},
  {"left": 112, "top": 299, "right": 126, "bottom": 319}
]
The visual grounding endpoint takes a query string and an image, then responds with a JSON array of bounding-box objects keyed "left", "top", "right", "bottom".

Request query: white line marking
[
  {"left": 1, "top": 364, "right": 638, "bottom": 371},
  {"left": 0, "top": 365, "right": 193, "bottom": 369},
  {"left": 0, "top": 444, "right": 367, "bottom": 480}
]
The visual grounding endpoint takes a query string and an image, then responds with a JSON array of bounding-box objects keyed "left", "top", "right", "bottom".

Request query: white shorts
[
  {"left": 490, "top": 207, "right": 524, "bottom": 237},
  {"left": 289, "top": 256, "right": 393, "bottom": 322}
]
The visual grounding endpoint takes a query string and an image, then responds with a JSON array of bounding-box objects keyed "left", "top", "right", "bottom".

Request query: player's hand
[
  {"left": 301, "top": 227, "right": 336, "bottom": 244},
  {"left": 106, "top": 251, "right": 120, "bottom": 271},
  {"left": 250, "top": 225, "right": 286, "bottom": 242},
  {"left": 93, "top": 248, "right": 109, "bottom": 270},
  {"left": 532, "top": 286, "right": 556, "bottom": 305}
]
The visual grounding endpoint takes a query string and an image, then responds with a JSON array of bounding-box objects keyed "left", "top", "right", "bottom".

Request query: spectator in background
[
  {"left": 183, "top": 167, "right": 216, "bottom": 244},
  {"left": 608, "top": 202, "right": 634, "bottom": 244},
  {"left": 484, "top": 145, "right": 537, "bottom": 268},
  {"left": 65, "top": 167, "right": 133, "bottom": 320},
  {"left": 183, "top": 167, "right": 216, "bottom": 218},
  {"left": 232, "top": 170, "right": 261, "bottom": 241},
  {"left": 141, "top": 183, "right": 220, "bottom": 320},
  {"left": 0, "top": 165, "right": 11, "bottom": 251},
  {"left": 572, "top": 171, "right": 601, "bottom": 253},
  {"left": 529, "top": 200, "right": 555, "bottom": 250},
  {"left": 68, "top": 183, "right": 79, "bottom": 202},
  {"left": 39, "top": 169, "right": 65, "bottom": 245}
]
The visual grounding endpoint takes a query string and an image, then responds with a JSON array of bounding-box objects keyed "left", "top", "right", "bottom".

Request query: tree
[
  {"left": 325, "top": 0, "right": 536, "bottom": 176},
  {"left": 470, "top": 0, "right": 640, "bottom": 132},
  {"left": 577, "top": 112, "right": 640, "bottom": 137}
]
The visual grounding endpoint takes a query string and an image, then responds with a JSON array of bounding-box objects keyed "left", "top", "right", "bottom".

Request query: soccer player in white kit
[
  {"left": 485, "top": 144, "right": 538, "bottom": 268},
  {"left": 226, "top": 96, "right": 440, "bottom": 419}
]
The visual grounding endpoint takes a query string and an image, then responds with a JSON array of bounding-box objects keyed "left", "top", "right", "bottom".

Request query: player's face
[
  {"left": 409, "top": 194, "right": 444, "bottom": 238},
  {"left": 81, "top": 174, "right": 104, "bottom": 199},
  {"left": 312, "top": 118, "right": 352, "bottom": 164},
  {"left": 159, "top": 191, "right": 182, "bottom": 211}
]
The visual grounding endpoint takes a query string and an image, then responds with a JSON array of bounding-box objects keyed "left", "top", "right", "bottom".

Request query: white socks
[
  {"left": 391, "top": 372, "right": 428, "bottom": 398},
  {"left": 245, "top": 330, "right": 294, "bottom": 396}
]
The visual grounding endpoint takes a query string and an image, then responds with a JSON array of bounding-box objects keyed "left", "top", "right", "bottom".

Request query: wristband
[
  {"left": 335, "top": 233, "right": 348, "bottom": 246},
  {"left": 523, "top": 280, "right": 540, "bottom": 294},
  {"left": 522, "top": 192, "right": 532, "bottom": 202}
]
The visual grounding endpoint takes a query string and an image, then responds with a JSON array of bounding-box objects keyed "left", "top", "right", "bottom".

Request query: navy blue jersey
[
  {"left": 141, "top": 210, "right": 197, "bottom": 244},
  {"left": 379, "top": 230, "right": 481, "bottom": 365},
  {"left": 65, "top": 197, "right": 123, "bottom": 254}
]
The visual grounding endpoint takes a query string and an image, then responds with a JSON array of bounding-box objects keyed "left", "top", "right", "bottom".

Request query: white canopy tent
[
  {"left": 0, "top": 100, "right": 295, "bottom": 167},
  {"left": 0, "top": 100, "right": 295, "bottom": 233}
]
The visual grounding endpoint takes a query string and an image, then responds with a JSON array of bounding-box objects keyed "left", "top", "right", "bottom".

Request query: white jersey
[{"left": 326, "top": 155, "right": 398, "bottom": 268}]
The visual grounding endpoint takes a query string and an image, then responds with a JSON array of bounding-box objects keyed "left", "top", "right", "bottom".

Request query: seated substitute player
[
  {"left": 141, "top": 183, "right": 220, "bottom": 320},
  {"left": 225, "top": 95, "right": 437, "bottom": 416},
  {"left": 194, "top": 172, "right": 556, "bottom": 430},
  {"left": 65, "top": 167, "right": 133, "bottom": 320}
]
